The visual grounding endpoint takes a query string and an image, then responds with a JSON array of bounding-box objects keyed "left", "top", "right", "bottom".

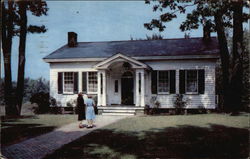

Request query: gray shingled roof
[{"left": 44, "top": 37, "right": 219, "bottom": 59}]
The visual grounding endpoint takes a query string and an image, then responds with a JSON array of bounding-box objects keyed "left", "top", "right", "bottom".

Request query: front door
[{"left": 121, "top": 76, "right": 134, "bottom": 105}]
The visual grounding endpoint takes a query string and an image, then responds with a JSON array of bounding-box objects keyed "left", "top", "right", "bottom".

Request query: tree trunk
[
  {"left": 214, "top": 11, "right": 231, "bottom": 112},
  {"left": 230, "top": 0, "right": 244, "bottom": 113},
  {"left": 2, "top": 1, "right": 18, "bottom": 115},
  {"left": 16, "top": 2, "right": 27, "bottom": 115}
]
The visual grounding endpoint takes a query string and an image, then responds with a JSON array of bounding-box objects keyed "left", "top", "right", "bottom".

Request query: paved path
[{"left": 1, "top": 115, "right": 128, "bottom": 159}]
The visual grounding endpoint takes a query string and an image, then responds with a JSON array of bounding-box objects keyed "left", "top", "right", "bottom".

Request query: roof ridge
[{"left": 76, "top": 36, "right": 217, "bottom": 44}]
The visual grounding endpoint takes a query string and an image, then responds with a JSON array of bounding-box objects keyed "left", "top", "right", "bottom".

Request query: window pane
[
  {"left": 64, "top": 72, "right": 74, "bottom": 93},
  {"left": 88, "top": 72, "right": 97, "bottom": 92},
  {"left": 186, "top": 70, "right": 198, "bottom": 92},
  {"left": 158, "top": 71, "right": 169, "bottom": 93}
]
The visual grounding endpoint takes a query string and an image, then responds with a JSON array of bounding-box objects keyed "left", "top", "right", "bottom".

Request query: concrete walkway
[{"left": 1, "top": 115, "right": 128, "bottom": 159}]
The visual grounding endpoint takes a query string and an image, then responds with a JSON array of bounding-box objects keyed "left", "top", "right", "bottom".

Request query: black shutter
[
  {"left": 58, "top": 72, "right": 63, "bottom": 94},
  {"left": 170, "top": 70, "right": 176, "bottom": 94},
  {"left": 198, "top": 69, "right": 205, "bottom": 94},
  {"left": 82, "top": 72, "right": 87, "bottom": 93},
  {"left": 74, "top": 72, "right": 78, "bottom": 94},
  {"left": 151, "top": 71, "right": 157, "bottom": 94},
  {"left": 179, "top": 70, "right": 186, "bottom": 94}
]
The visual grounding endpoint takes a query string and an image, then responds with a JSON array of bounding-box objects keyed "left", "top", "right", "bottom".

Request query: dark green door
[{"left": 121, "top": 77, "right": 134, "bottom": 105}]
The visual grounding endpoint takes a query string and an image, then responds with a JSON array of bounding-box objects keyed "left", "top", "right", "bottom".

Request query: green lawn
[
  {"left": 45, "top": 113, "right": 249, "bottom": 159},
  {"left": 1, "top": 114, "right": 77, "bottom": 146}
]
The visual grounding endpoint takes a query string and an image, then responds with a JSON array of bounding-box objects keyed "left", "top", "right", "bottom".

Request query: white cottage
[{"left": 44, "top": 32, "right": 219, "bottom": 115}]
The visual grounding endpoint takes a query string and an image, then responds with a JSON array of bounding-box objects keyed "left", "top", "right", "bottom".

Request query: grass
[
  {"left": 45, "top": 113, "right": 249, "bottom": 159},
  {"left": 1, "top": 114, "right": 77, "bottom": 146}
]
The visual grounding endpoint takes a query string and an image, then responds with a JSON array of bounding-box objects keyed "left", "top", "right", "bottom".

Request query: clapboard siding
[
  {"left": 50, "top": 62, "right": 98, "bottom": 106},
  {"left": 49, "top": 59, "right": 217, "bottom": 109},
  {"left": 143, "top": 59, "right": 216, "bottom": 109}
]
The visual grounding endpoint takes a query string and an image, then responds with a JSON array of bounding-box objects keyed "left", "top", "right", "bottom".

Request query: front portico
[{"left": 94, "top": 53, "right": 150, "bottom": 107}]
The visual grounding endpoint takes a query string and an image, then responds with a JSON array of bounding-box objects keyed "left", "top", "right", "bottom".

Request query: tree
[
  {"left": 15, "top": 1, "right": 48, "bottom": 115},
  {"left": 1, "top": 0, "right": 48, "bottom": 115},
  {"left": 144, "top": 0, "right": 249, "bottom": 112},
  {"left": 2, "top": 1, "right": 18, "bottom": 115},
  {"left": 130, "top": 33, "right": 163, "bottom": 40}
]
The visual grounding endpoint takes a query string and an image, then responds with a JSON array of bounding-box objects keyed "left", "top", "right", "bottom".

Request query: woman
[
  {"left": 85, "top": 95, "right": 96, "bottom": 128},
  {"left": 77, "top": 92, "right": 85, "bottom": 128}
]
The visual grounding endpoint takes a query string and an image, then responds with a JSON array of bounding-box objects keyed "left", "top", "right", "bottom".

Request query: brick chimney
[{"left": 68, "top": 32, "right": 77, "bottom": 47}]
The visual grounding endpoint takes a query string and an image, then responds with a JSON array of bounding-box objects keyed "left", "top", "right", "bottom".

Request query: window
[
  {"left": 186, "top": 70, "right": 198, "bottom": 93},
  {"left": 115, "top": 80, "right": 118, "bottom": 93},
  {"left": 64, "top": 72, "right": 74, "bottom": 93},
  {"left": 158, "top": 71, "right": 169, "bottom": 93},
  {"left": 88, "top": 72, "right": 97, "bottom": 92}
]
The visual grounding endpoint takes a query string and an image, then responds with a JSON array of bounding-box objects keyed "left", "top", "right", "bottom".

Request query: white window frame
[
  {"left": 185, "top": 70, "right": 198, "bottom": 94},
  {"left": 63, "top": 72, "right": 74, "bottom": 94},
  {"left": 87, "top": 71, "right": 98, "bottom": 94},
  {"left": 157, "top": 70, "right": 170, "bottom": 94}
]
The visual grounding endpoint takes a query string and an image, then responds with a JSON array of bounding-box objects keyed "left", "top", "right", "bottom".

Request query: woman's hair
[{"left": 78, "top": 92, "right": 82, "bottom": 96}]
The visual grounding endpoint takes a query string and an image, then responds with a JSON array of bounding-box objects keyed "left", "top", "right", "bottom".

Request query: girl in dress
[{"left": 85, "top": 95, "right": 96, "bottom": 128}]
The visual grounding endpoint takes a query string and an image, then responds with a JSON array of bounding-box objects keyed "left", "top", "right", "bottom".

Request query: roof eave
[{"left": 43, "top": 54, "right": 220, "bottom": 63}]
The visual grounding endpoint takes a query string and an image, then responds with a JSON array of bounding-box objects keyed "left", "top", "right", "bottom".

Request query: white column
[
  {"left": 78, "top": 71, "right": 82, "bottom": 94},
  {"left": 97, "top": 71, "right": 101, "bottom": 106},
  {"left": 141, "top": 70, "right": 145, "bottom": 107},
  {"left": 103, "top": 71, "right": 107, "bottom": 106},
  {"left": 135, "top": 69, "right": 140, "bottom": 106},
  {"left": 176, "top": 69, "right": 179, "bottom": 94}
]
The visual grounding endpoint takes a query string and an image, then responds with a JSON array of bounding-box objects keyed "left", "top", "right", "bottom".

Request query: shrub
[
  {"left": 149, "top": 96, "right": 161, "bottom": 115},
  {"left": 30, "top": 92, "right": 50, "bottom": 114},
  {"left": 173, "top": 94, "right": 189, "bottom": 115},
  {"left": 66, "top": 99, "right": 76, "bottom": 107}
]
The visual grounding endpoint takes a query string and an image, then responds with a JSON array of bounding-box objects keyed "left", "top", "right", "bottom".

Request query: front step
[
  {"left": 102, "top": 112, "right": 135, "bottom": 116},
  {"left": 98, "top": 106, "right": 144, "bottom": 116},
  {"left": 103, "top": 109, "right": 135, "bottom": 113}
]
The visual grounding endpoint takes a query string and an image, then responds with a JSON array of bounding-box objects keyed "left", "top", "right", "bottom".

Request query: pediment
[{"left": 93, "top": 53, "right": 149, "bottom": 69}]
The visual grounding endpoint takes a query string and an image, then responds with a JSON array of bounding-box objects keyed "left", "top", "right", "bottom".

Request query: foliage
[
  {"left": 24, "top": 77, "right": 49, "bottom": 102},
  {"left": 241, "top": 30, "right": 250, "bottom": 110},
  {"left": 0, "top": 77, "right": 49, "bottom": 105},
  {"left": 66, "top": 99, "right": 77, "bottom": 107},
  {"left": 130, "top": 33, "right": 163, "bottom": 40},
  {"left": 30, "top": 92, "right": 50, "bottom": 114},
  {"left": 173, "top": 94, "right": 189, "bottom": 115},
  {"left": 144, "top": 1, "right": 249, "bottom": 32},
  {"left": 148, "top": 96, "right": 161, "bottom": 114},
  {"left": 144, "top": 0, "right": 249, "bottom": 112},
  {"left": 2, "top": 0, "right": 49, "bottom": 115}
]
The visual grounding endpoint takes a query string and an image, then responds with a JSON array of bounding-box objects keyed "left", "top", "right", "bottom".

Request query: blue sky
[{"left": 2, "top": 1, "right": 220, "bottom": 80}]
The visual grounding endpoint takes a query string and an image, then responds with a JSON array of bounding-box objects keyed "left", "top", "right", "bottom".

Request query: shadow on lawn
[
  {"left": 45, "top": 124, "right": 249, "bottom": 159},
  {"left": 1, "top": 116, "right": 55, "bottom": 146}
]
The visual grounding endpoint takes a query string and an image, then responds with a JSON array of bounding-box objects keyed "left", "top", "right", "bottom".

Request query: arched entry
[{"left": 121, "top": 71, "right": 134, "bottom": 105}]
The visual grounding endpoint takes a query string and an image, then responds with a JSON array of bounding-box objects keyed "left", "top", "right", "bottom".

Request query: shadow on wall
[{"left": 44, "top": 124, "right": 249, "bottom": 159}]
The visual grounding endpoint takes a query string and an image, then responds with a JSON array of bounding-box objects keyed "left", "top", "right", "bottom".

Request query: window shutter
[
  {"left": 74, "top": 72, "right": 78, "bottom": 94},
  {"left": 179, "top": 70, "right": 186, "bottom": 94},
  {"left": 151, "top": 71, "right": 157, "bottom": 94},
  {"left": 58, "top": 72, "right": 63, "bottom": 94},
  {"left": 82, "top": 72, "right": 87, "bottom": 93},
  {"left": 198, "top": 69, "right": 205, "bottom": 94},
  {"left": 170, "top": 70, "right": 176, "bottom": 94}
]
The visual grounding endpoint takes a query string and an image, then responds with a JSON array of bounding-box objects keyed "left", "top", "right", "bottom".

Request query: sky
[{"left": 0, "top": 1, "right": 224, "bottom": 80}]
